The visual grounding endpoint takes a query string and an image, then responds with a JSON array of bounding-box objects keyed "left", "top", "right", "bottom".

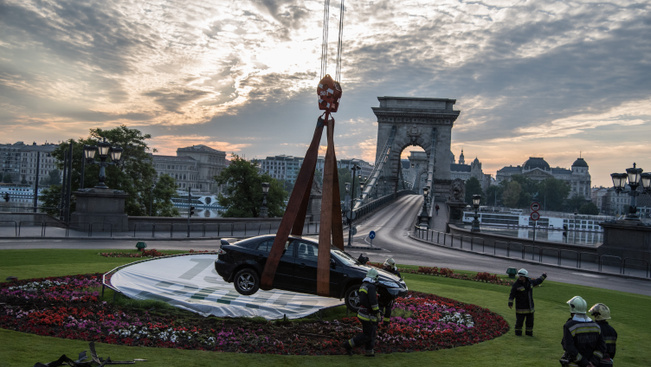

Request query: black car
[{"left": 214, "top": 234, "right": 407, "bottom": 311}]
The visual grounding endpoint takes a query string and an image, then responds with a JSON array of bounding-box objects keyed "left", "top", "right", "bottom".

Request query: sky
[{"left": 1, "top": 0, "right": 650, "bottom": 188}]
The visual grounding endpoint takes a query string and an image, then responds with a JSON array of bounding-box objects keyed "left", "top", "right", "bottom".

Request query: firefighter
[
  {"left": 508, "top": 268, "right": 547, "bottom": 336},
  {"left": 382, "top": 258, "right": 401, "bottom": 278},
  {"left": 344, "top": 268, "right": 381, "bottom": 357},
  {"left": 560, "top": 296, "right": 606, "bottom": 367},
  {"left": 590, "top": 303, "right": 617, "bottom": 366},
  {"left": 379, "top": 258, "right": 401, "bottom": 325}
]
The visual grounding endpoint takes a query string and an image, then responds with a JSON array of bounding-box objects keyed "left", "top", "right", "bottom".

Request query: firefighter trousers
[{"left": 515, "top": 312, "right": 534, "bottom": 336}]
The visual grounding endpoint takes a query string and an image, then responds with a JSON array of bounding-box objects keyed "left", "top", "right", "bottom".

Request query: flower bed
[
  {"left": 0, "top": 274, "right": 509, "bottom": 355},
  {"left": 368, "top": 262, "right": 513, "bottom": 286}
]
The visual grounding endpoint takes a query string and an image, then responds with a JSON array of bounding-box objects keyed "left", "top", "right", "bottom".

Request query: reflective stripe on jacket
[{"left": 357, "top": 281, "right": 379, "bottom": 322}]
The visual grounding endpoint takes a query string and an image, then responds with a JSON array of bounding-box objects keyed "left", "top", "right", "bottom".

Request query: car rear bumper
[{"left": 214, "top": 260, "right": 236, "bottom": 282}]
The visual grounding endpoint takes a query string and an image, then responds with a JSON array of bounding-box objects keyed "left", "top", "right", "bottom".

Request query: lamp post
[
  {"left": 611, "top": 163, "right": 651, "bottom": 220},
  {"left": 471, "top": 194, "right": 481, "bottom": 232},
  {"left": 418, "top": 186, "right": 430, "bottom": 229},
  {"left": 347, "top": 164, "right": 361, "bottom": 247},
  {"left": 149, "top": 183, "right": 155, "bottom": 216},
  {"left": 345, "top": 182, "right": 351, "bottom": 213},
  {"left": 32, "top": 151, "right": 41, "bottom": 213},
  {"left": 260, "top": 182, "right": 270, "bottom": 218},
  {"left": 83, "top": 138, "right": 123, "bottom": 189}
]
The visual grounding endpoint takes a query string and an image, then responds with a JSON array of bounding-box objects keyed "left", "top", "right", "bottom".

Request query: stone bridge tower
[{"left": 372, "top": 96, "right": 460, "bottom": 202}]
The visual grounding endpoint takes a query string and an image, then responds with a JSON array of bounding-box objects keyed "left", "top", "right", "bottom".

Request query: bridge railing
[
  {"left": 412, "top": 226, "right": 651, "bottom": 279},
  {"left": 0, "top": 192, "right": 410, "bottom": 240},
  {"left": 0, "top": 219, "right": 322, "bottom": 239}
]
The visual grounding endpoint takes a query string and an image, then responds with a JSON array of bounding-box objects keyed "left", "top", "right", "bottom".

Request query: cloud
[{"left": 1, "top": 0, "right": 649, "bottom": 188}]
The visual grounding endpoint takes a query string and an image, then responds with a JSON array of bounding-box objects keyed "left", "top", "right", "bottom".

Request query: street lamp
[
  {"left": 345, "top": 181, "right": 351, "bottom": 213},
  {"left": 260, "top": 182, "right": 270, "bottom": 218},
  {"left": 83, "top": 138, "right": 123, "bottom": 189},
  {"left": 149, "top": 183, "right": 155, "bottom": 216},
  {"left": 418, "top": 186, "right": 430, "bottom": 229},
  {"left": 347, "top": 164, "right": 361, "bottom": 246},
  {"left": 611, "top": 163, "right": 651, "bottom": 220},
  {"left": 471, "top": 194, "right": 481, "bottom": 232}
]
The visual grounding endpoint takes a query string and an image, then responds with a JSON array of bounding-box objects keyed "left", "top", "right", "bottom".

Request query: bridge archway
[{"left": 371, "top": 97, "right": 460, "bottom": 203}]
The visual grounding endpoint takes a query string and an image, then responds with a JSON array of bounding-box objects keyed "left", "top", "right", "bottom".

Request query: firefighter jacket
[
  {"left": 508, "top": 273, "right": 546, "bottom": 314},
  {"left": 357, "top": 280, "right": 380, "bottom": 323},
  {"left": 562, "top": 316, "right": 606, "bottom": 367},
  {"left": 597, "top": 320, "right": 617, "bottom": 365}
]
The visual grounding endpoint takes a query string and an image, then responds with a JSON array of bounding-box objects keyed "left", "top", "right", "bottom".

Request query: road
[
  {"left": 1, "top": 194, "right": 650, "bottom": 296},
  {"left": 347, "top": 195, "right": 651, "bottom": 297}
]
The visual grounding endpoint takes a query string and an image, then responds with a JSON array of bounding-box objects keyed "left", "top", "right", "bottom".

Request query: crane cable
[
  {"left": 320, "top": 0, "right": 345, "bottom": 83},
  {"left": 320, "top": 0, "right": 330, "bottom": 80},
  {"left": 335, "top": 0, "right": 345, "bottom": 83}
]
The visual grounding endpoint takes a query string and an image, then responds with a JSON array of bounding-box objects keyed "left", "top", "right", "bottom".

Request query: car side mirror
[{"left": 330, "top": 258, "right": 336, "bottom": 269}]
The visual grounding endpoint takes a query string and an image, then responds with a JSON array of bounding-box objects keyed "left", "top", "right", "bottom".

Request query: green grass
[{"left": 1, "top": 249, "right": 650, "bottom": 366}]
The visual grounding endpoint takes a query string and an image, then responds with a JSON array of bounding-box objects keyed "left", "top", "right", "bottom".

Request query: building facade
[
  {"left": 592, "top": 186, "right": 651, "bottom": 218},
  {"left": 1, "top": 142, "right": 58, "bottom": 185},
  {"left": 496, "top": 157, "right": 591, "bottom": 199},
  {"left": 449, "top": 149, "right": 491, "bottom": 192},
  {"left": 255, "top": 155, "right": 374, "bottom": 188},
  {"left": 152, "top": 145, "right": 227, "bottom": 195},
  {"left": 402, "top": 149, "right": 491, "bottom": 193}
]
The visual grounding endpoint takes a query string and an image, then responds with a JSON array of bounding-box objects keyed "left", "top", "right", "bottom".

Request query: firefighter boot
[{"left": 343, "top": 340, "right": 353, "bottom": 356}]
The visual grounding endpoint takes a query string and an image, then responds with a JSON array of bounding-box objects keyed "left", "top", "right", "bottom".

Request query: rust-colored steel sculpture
[
  {"left": 261, "top": 0, "right": 345, "bottom": 296},
  {"left": 260, "top": 76, "right": 344, "bottom": 296}
]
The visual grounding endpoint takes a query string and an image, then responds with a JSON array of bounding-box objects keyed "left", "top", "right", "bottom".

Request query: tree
[
  {"left": 509, "top": 175, "right": 537, "bottom": 208},
  {"left": 464, "top": 177, "right": 483, "bottom": 205},
  {"left": 539, "top": 177, "right": 570, "bottom": 211},
  {"left": 40, "top": 125, "right": 175, "bottom": 217},
  {"left": 565, "top": 195, "right": 589, "bottom": 214},
  {"left": 579, "top": 201, "right": 600, "bottom": 215},
  {"left": 502, "top": 180, "right": 522, "bottom": 208},
  {"left": 41, "top": 169, "right": 62, "bottom": 187},
  {"left": 486, "top": 185, "right": 503, "bottom": 206},
  {"left": 216, "top": 155, "right": 287, "bottom": 217},
  {"left": 151, "top": 174, "right": 179, "bottom": 217},
  {"left": 338, "top": 167, "right": 352, "bottom": 203}
]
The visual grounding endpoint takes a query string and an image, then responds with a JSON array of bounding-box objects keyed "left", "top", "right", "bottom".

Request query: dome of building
[
  {"left": 523, "top": 157, "right": 550, "bottom": 170},
  {"left": 572, "top": 157, "right": 589, "bottom": 168}
]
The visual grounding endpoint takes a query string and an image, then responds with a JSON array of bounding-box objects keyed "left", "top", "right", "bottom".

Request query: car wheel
[
  {"left": 344, "top": 284, "right": 362, "bottom": 312},
  {"left": 234, "top": 268, "right": 260, "bottom": 295}
]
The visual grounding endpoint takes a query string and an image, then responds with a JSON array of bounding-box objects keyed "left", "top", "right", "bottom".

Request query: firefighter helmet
[
  {"left": 383, "top": 258, "right": 396, "bottom": 269},
  {"left": 366, "top": 268, "right": 379, "bottom": 282},
  {"left": 567, "top": 296, "right": 588, "bottom": 314},
  {"left": 517, "top": 268, "right": 529, "bottom": 277},
  {"left": 589, "top": 303, "right": 611, "bottom": 321}
]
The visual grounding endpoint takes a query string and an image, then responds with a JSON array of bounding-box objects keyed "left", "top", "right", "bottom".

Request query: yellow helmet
[{"left": 589, "top": 303, "right": 611, "bottom": 320}]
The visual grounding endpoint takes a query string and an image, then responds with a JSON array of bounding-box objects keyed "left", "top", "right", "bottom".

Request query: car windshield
[{"left": 331, "top": 249, "right": 358, "bottom": 266}]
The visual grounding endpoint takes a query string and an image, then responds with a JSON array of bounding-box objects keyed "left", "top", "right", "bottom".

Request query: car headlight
[{"left": 379, "top": 279, "right": 399, "bottom": 289}]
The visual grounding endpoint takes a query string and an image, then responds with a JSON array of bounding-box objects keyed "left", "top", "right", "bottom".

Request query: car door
[
  {"left": 255, "top": 238, "right": 295, "bottom": 288},
  {"left": 289, "top": 239, "right": 319, "bottom": 294},
  {"left": 275, "top": 239, "right": 297, "bottom": 290}
]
